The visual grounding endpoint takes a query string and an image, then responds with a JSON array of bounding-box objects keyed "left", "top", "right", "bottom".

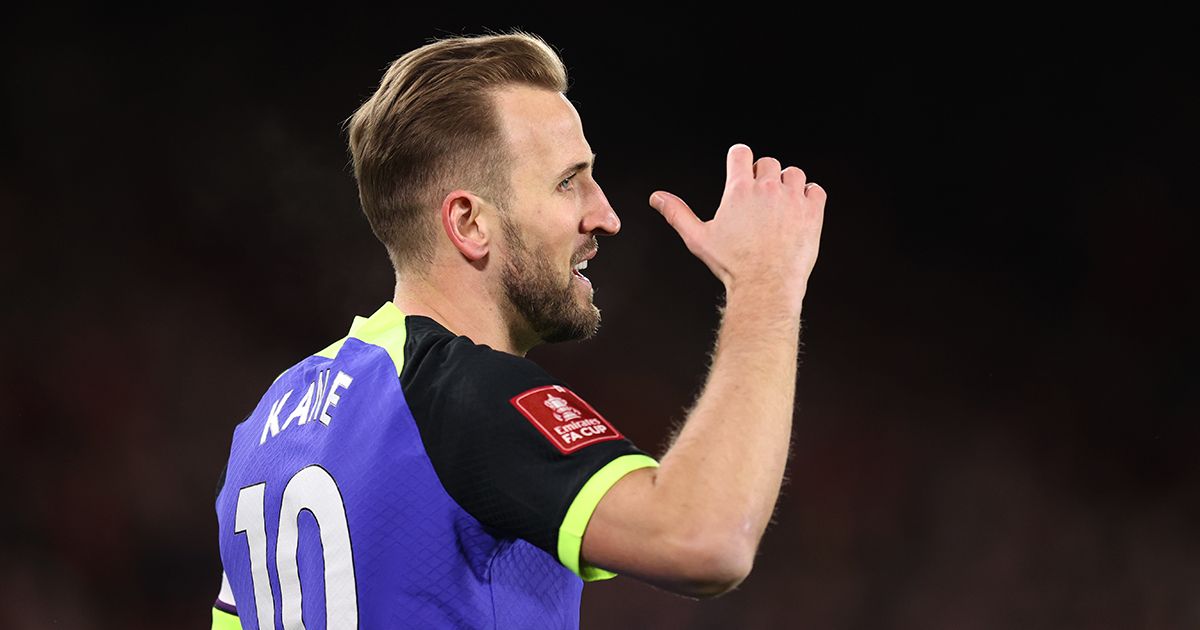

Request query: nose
[{"left": 581, "top": 183, "right": 621, "bottom": 236}]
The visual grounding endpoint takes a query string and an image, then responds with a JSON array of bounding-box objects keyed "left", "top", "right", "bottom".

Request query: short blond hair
[{"left": 347, "top": 30, "right": 569, "bottom": 273}]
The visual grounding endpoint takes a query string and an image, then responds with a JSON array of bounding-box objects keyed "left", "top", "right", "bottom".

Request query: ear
[{"left": 440, "top": 189, "right": 493, "bottom": 262}]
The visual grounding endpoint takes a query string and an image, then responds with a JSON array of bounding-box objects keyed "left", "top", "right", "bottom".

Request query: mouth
[
  {"left": 571, "top": 248, "right": 596, "bottom": 286},
  {"left": 572, "top": 259, "right": 591, "bottom": 285}
]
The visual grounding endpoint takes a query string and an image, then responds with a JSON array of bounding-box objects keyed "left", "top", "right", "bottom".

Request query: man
[{"left": 211, "top": 30, "right": 825, "bottom": 629}]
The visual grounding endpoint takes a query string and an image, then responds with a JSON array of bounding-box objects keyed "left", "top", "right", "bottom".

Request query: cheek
[
  {"left": 516, "top": 201, "right": 581, "bottom": 259},
  {"left": 540, "top": 219, "right": 581, "bottom": 256}
]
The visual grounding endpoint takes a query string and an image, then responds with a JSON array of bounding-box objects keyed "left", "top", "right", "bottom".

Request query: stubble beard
[{"left": 500, "top": 216, "right": 601, "bottom": 344}]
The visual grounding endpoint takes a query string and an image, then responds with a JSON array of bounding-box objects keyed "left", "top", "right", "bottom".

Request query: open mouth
[{"left": 572, "top": 259, "right": 591, "bottom": 285}]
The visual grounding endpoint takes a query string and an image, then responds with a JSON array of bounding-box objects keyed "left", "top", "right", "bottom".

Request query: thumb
[{"left": 649, "top": 191, "right": 703, "bottom": 243}]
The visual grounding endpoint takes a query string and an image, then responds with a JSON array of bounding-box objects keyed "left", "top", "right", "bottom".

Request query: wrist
[{"left": 724, "top": 275, "right": 806, "bottom": 318}]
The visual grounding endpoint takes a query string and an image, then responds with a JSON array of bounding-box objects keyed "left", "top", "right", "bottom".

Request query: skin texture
[
  {"left": 392, "top": 85, "right": 618, "bottom": 354},
  {"left": 500, "top": 215, "right": 601, "bottom": 345},
  {"left": 582, "top": 145, "right": 825, "bottom": 597},
  {"left": 393, "top": 84, "right": 827, "bottom": 598}
]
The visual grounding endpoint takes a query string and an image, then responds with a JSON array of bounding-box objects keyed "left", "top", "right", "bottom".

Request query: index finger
[{"left": 726, "top": 143, "right": 754, "bottom": 186}]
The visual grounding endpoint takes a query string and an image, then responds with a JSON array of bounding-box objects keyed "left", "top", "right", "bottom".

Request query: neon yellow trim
[
  {"left": 558, "top": 454, "right": 660, "bottom": 581},
  {"left": 349, "top": 303, "right": 408, "bottom": 377},
  {"left": 346, "top": 315, "right": 371, "bottom": 338},
  {"left": 275, "top": 304, "right": 408, "bottom": 386},
  {"left": 211, "top": 607, "right": 242, "bottom": 630},
  {"left": 315, "top": 316, "right": 368, "bottom": 360},
  {"left": 313, "top": 305, "right": 408, "bottom": 375},
  {"left": 316, "top": 336, "right": 348, "bottom": 360}
]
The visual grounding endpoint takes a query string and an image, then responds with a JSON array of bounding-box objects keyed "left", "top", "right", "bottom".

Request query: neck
[{"left": 391, "top": 267, "right": 536, "bottom": 357}]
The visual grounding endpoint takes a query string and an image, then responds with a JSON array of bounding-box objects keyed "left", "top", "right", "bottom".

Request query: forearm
[
  {"left": 580, "top": 144, "right": 823, "bottom": 595},
  {"left": 652, "top": 281, "right": 803, "bottom": 553}
]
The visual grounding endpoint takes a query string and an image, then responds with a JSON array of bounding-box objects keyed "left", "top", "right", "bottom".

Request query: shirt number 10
[{"left": 234, "top": 465, "right": 358, "bottom": 629}]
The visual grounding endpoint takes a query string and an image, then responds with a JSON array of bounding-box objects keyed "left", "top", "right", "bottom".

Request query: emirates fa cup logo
[{"left": 543, "top": 394, "right": 583, "bottom": 423}]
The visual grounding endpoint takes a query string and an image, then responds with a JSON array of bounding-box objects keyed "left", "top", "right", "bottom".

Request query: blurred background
[{"left": 2, "top": 7, "right": 1197, "bottom": 629}]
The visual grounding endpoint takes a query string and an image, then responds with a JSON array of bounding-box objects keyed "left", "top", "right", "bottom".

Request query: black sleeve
[{"left": 400, "top": 330, "right": 655, "bottom": 558}]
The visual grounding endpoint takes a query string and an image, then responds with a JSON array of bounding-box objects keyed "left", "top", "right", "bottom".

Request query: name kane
[{"left": 260, "top": 369, "right": 354, "bottom": 445}]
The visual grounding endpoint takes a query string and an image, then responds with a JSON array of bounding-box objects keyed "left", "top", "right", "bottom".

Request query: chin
[{"left": 540, "top": 306, "right": 601, "bottom": 344}]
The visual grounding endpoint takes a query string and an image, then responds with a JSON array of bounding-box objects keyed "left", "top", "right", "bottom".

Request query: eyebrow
[{"left": 554, "top": 152, "right": 597, "bottom": 181}]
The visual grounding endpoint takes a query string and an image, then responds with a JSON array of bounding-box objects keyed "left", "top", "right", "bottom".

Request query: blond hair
[{"left": 347, "top": 30, "right": 569, "bottom": 273}]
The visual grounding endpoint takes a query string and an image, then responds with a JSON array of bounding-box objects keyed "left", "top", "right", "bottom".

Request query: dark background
[{"left": 3, "top": 8, "right": 1197, "bottom": 629}]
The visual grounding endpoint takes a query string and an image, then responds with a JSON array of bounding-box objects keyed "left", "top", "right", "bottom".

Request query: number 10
[{"left": 234, "top": 465, "right": 358, "bottom": 629}]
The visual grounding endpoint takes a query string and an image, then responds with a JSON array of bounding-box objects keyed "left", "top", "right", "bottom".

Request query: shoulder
[{"left": 400, "top": 315, "right": 561, "bottom": 399}]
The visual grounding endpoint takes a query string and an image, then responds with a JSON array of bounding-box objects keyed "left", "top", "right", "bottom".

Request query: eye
[{"left": 558, "top": 173, "right": 577, "bottom": 192}]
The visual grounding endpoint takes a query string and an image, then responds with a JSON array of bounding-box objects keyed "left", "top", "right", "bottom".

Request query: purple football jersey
[{"left": 214, "top": 303, "right": 658, "bottom": 628}]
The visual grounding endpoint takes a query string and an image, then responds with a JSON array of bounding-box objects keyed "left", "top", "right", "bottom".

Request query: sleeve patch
[{"left": 509, "top": 385, "right": 623, "bottom": 454}]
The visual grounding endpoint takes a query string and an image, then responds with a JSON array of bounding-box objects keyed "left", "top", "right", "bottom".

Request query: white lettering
[
  {"left": 286, "top": 382, "right": 315, "bottom": 429},
  {"left": 320, "top": 371, "right": 353, "bottom": 426},
  {"left": 260, "top": 390, "right": 294, "bottom": 445},
  {"left": 309, "top": 369, "right": 329, "bottom": 424},
  {"left": 554, "top": 418, "right": 601, "bottom": 435},
  {"left": 259, "top": 369, "right": 355, "bottom": 445}
]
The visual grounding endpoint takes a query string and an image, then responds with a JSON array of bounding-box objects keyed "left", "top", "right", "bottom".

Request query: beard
[{"left": 500, "top": 216, "right": 601, "bottom": 344}]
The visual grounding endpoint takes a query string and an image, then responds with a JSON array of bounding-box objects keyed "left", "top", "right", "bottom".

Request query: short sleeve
[
  {"left": 400, "top": 326, "right": 658, "bottom": 580},
  {"left": 211, "top": 571, "right": 239, "bottom": 629}
]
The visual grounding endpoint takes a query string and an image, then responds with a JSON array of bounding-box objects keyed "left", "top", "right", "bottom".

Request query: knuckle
[
  {"left": 758, "top": 177, "right": 782, "bottom": 190},
  {"left": 754, "top": 157, "right": 781, "bottom": 170}
]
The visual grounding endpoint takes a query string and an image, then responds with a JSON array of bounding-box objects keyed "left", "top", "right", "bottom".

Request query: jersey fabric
[{"left": 212, "top": 302, "right": 659, "bottom": 629}]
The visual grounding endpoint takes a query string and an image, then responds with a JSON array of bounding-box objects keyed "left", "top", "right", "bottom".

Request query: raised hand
[{"left": 649, "top": 143, "right": 826, "bottom": 312}]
